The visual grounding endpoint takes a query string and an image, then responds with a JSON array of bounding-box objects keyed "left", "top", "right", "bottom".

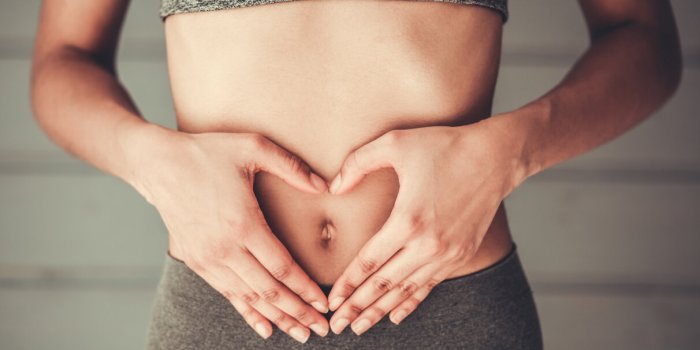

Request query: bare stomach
[{"left": 163, "top": 0, "right": 514, "bottom": 286}]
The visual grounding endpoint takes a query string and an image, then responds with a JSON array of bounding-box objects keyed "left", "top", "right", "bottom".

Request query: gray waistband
[{"left": 146, "top": 242, "right": 541, "bottom": 349}]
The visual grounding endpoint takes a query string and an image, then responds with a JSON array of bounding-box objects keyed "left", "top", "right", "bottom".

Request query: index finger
[
  {"left": 243, "top": 212, "right": 329, "bottom": 314},
  {"left": 327, "top": 212, "right": 409, "bottom": 311}
]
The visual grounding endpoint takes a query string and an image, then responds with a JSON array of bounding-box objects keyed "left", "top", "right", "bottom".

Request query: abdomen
[{"left": 163, "top": 0, "right": 510, "bottom": 285}]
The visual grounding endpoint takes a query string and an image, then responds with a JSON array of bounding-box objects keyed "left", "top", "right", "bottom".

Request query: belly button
[{"left": 319, "top": 219, "right": 335, "bottom": 248}]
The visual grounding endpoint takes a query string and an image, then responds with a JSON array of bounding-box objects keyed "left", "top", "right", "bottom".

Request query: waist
[{"left": 163, "top": 0, "right": 510, "bottom": 284}]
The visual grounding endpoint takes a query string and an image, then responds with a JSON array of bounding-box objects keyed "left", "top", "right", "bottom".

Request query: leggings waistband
[{"left": 147, "top": 242, "right": 542, "bottom": 349}]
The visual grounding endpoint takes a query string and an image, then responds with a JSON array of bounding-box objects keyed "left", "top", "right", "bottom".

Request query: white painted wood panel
[
  {"left": 535, "top": 293, "right": 700, "bottom": 350},
  {"left": 0, "top": 174, "right": 166, "bottom": 268},
  {"left": 0, "top": 287, "right": 156, "bottom": 350},
  {"left": 507, "top": 180, "right": 700, "bottom": 283}
]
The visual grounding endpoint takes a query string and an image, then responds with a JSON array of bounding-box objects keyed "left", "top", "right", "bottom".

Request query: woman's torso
[{"left": 163, "top": 0, "right": 514, "bottom": 285}]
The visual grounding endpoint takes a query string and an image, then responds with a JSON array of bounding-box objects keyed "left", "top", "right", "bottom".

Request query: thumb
[
  {"left": 250, "top": 136, "right": 327, "bottom": 194},
  {"left": 329, "top": 131, "right": 398, "bottom": 195}
]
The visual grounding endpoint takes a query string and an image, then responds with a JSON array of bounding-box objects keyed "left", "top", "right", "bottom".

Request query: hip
[{"left": 147, "top": 242, "right": 542, "bottom": 349}]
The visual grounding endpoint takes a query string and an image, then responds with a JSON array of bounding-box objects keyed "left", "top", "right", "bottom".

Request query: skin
[
  {"left": 30, "top": 0, "right": 681, "bottom": 344},
  {"left": 327, "top": 0, "right": 683, "bottom": 334}
]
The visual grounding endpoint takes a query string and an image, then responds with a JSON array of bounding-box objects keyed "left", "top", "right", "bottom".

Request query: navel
[{"left": 319, "top": 219, "right": 335, "bottom": 249}]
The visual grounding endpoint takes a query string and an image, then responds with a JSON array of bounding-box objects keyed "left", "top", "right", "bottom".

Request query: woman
[{"left": 30, "top": 0, "right": 681, "bottom": 348}]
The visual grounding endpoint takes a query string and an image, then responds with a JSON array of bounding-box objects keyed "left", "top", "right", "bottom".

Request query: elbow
[
  {"left": 637, "top": 20, "right": 683, "bottom": 109},
  {"left": 29, "top": 48, "right": 73, "bottom": 129},
  {"left": 29, "top": 49, "right": 67, "bottom": 138}
]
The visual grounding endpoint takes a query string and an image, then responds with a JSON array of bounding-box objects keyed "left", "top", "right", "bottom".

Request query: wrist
[
  {"left": 115, "top": 119, "right": 182, "bottom": 193},
  {"left": 479, "top": 100, "right": 552, "bottom": 188}
]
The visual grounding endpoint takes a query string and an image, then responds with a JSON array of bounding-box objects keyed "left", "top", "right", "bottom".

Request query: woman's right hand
[{"left": 123, "top": 124, "right": 330, "bottom": 343}]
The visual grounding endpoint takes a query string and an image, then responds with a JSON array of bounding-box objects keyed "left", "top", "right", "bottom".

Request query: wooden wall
[{"left": 1, "top": 1, "right": 698, "bottom": 349}]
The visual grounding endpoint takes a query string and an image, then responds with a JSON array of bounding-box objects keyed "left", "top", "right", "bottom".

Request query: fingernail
[
  {"left": 311, "top": 301, "right": 329, "bottom": 314},
  {"left": 352, "top": 318, "right": 371, "bottom": 336},
  {"left": 254, "top": 322, "right": 271, "bottom": 339},
  {"left": 289, "top": 326, "right": 310, "bottom": 343},
  {"left": 329, "top": 296, "right": 345, "bottom": 311},
  {"left": 391, "top": 309, "right": 407, "bottom": 324},
  {"left": 329, "top": 174, "right": 342, "bottom": 194},
  {"left": 310, "top": 323, "right": 328, "bottom": 337},
  {"left": 331, "top": 317, "right": 350, "bottom": 334},
  {"left": 310, "top": 173, "right": 328, "bottom": 193}
]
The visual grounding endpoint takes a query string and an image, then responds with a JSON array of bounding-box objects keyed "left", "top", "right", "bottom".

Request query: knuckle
[
  {"left": 397, "top": 280, "right": 418, "bottom": 297},
  {"left": 241, "top": 307, "right": 257, "bottom": 320},
  {"left": 271, "top": 313, "right": 286, "bottom": 326},
  {"left": 347, "top": 150, "right": 360, "bottom": 170},
  {"left": 372, "top": 276, "right": 394, "bottom": 293},
  {"left": 348, "top": 303, "right": 364, "bottom": 316},
  {"left": 261, "top": 288, "right": 281, "bottom": 303},
  {"left": 405, "top": 211, "right": 426, "bottom": 234},
  {"left": 463, "top": 241, "right": 478, "bottom": 258},
  {"left": 367, "top": 306, "right": 387, "bottom": 318},
  {"left": 293, "top": 309, "right": 311, "bottom": 323},
  {"left": 241, "top": 292, "right": 261, "bottom": 305},
  {"left": 446, "top": 246, "right": 461, "bottom": 260},
  {"left": 445, "top": 244, "right": 466, "bottom": 261},
  {"left": 342, "top": 281, "right": 357, "bottom": 295},
  {"left": 207, "top": 244, "right": 234, "bottom": 262},
  {"left": 406, "top": 296, "right": 421, "bottom": 310},
  {"left": 239, "top": 163, "right": 256, "bottom": 182},
  {"left": 426, "top": 278, "right": 440, "bottom": 290},
  {"left": 423, "top": 237, "right": 447, "bottom": 258},
  {"left": 221, "top": 290, "right": 236, "bottom": 301},
  {"left": 295, "top": 289, "right": 308, "bottom": 300},
  {"left": 383, "top": 129, "right": 402, "bottom": 145},
  {"left": 358, "top": 256, "right": 378, "bottom": 274},
  {"left": 269, "top": 263, "right": 292, "bottom": 281},
  {"left": 245, "top": 133, "right": 268, "bottom": 150},
  {"left": 223, "top": 216, "right": 249, "bottom": 235},
  {"left": 451, "top": 241, "right": 475, "bottom": 261}
]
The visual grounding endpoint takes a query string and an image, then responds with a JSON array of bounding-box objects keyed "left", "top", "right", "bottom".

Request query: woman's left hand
[{"left": 325, "top": 116, "right": 530, "bottom": 335}]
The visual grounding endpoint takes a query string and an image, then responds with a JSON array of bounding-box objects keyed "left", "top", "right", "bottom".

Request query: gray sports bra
[{"left": 159, "top": 0, "right": 508, "bottom": 22}]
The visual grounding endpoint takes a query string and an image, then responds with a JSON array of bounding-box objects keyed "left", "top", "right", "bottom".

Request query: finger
[
  {"left": 228, "top": 294, "right": 273, "bottom": 339},
  {"left": 225, "top": 248, "right": 329, "bottom": 335},
  {"left": 202, "top": 264, "right": 322, "bottom": 343},
  {"left": 254, "top": 299, "right": 314, "bottom": 343},
  {"left": 388, "top": 263, "right": 453, "bottom": 325},
  {"left": 249, "top": 134, "right": 327, "bottom": 194},
  {"left": 345, "top": 262, "right": 445, "bottom": 336},
  {"left": 243, "top": 217, "right": 330, "bottom": 314},
  {"left": 330, "top": 245, "right": 428, "bottom": 332},
  {"left": 329, "top": 130, "right": 399, "bottom": 194},
  {"left": 327, "top": 212, "right": 409, "bottom": 313},
  {"left": 191, "top": 264, "right": 275, "bottom": 339}
]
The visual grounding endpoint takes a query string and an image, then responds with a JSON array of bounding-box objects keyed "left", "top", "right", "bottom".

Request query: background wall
[{"left": 1, "top": 1, "right": 698, "bottom": 349}]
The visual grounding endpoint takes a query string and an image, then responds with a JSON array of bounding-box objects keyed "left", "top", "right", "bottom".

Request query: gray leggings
[{"left": 146, "top": 243, "right": 542, "bottom": 349}]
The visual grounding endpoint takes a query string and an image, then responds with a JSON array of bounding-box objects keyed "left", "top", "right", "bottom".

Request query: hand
[
  {"left": 126, "top": 126, "right": 331, "bottom": 343},
  {"left": 325, "top": 118, "right": 529, "bottom": 335}
]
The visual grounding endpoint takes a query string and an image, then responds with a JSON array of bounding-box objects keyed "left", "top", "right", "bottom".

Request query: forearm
[
  {"left": 489, "top": 16, "right": 682, "bottom": 182},
  {"left": 30, "top": 46, "right": 168, "bottom": 187}
]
